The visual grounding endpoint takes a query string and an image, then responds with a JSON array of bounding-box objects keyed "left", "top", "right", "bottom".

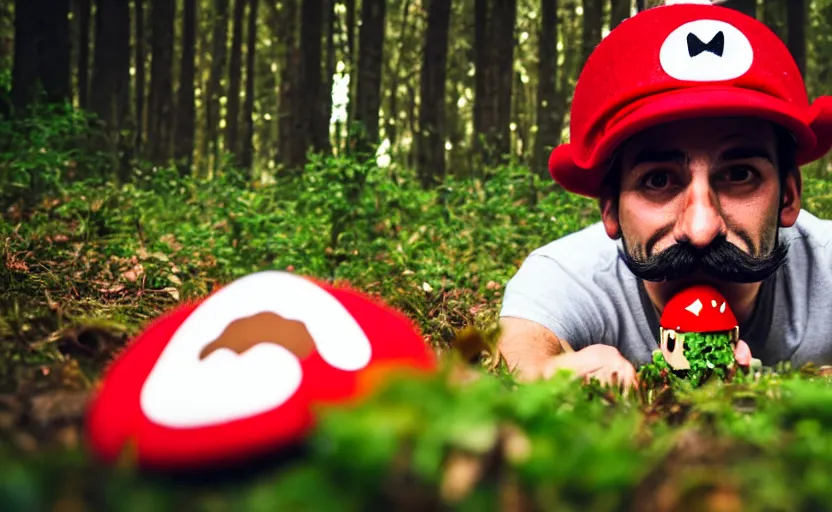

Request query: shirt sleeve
[{"left": 499, "top": 252, "right": 605, "bottom": 351}]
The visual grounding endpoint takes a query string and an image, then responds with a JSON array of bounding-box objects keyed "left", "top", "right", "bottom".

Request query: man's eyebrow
[
  {"left": 718, "top": 146, "right": 774, "bottom": 163},
  {"left": 631, "top": 149, "right": 687, "bottom": 166}
]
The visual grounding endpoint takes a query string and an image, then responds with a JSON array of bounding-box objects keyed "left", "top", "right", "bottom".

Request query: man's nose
[{"left": 672, "top": 177, "right": 727, "bottom": 248}]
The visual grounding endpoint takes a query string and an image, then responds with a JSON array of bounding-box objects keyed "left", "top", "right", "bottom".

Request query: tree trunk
[
  {"left": 761, "top": 0, "right": 787, "bottom": 43},
  {"left": 321, "top": 0, "right": 336, "bottom": 156},
  {"left": 88, "top": 1, "right": 118, "bottom": 126},
  {"left": 77, "top": 0, "right": 91, "bottom": 109},
  {"left": 786, "top": 0, "right": 806, "bottom": 78},
  {"left": 609, "top": 0, "right": 629, "bottom": 31},
  {"left": 147, "top": 0, "right": 176, "bottom": 165},
  {"left": 88, "top": 0, "right": 130, "bottom": 180},
  {"left": 513, "top": 70, "right": 529, "bottom": 162},
  {"left": 277, "top": 0, "right": 303, "bottom": 171},
  {"left": 204, "top": 0, "right": 230, "bottom": 175},
  {"left": 344, "top": 0, "right": 356, "bottom": 134},
  {"left": 488, "top": 0, "right": 517, "bottom": 166},
  {"left": 11, "top": 0, "right": 37, "bottom": 112},
  {"left": 301, "top": 0, "right": 326, "bottom": 153},
  {"left": 415, "top": 0, "right": 451, "bottom": 188},
  {"left": 241, "top": 0, "right": 259, "bottom": 171},
  {"left": 175, "top": 0, "right": 197, "bottom": 176},
  {"left": 473, "top": 0, "right": 517, "bottom": 168},
  {"left": 226, "top": 0, "right": 246, "bottom": 163},
  {"left": 114, "top": 0, "right": 131, "bottom": 181},
  {"left": 11, "top": 0, "right": 72, "bottom": 110},
  {"left": 352, "top": 0, "right": 386, "bottom": 156},
  {"left": 580, "top": 0, "right": 602, "bottom": 70},
  {"left": 555, "top": 0, "right": 578, "bottom": 162},
  {"left": 473, "top": 0, "right": 487, "bottom": 140},
  {"left": 534, "top": 0, "right": 559, "bottom": 177},
  {"left": 385, "top": 0, "right": 412, "bottom": 151},
  {"left": 39, "top": 0, "right": 72, "bottom": 105},
  {"left": 135, "top": 0, "right": 146, "bottom": 155}
]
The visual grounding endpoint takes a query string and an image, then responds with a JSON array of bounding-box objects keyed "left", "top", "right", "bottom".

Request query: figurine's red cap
[
  {"left": 660, "top": 284, "right": 738, "bottom": 333},
  {"left": 548, "top": 2, "right": 832, "bottom": 198}
]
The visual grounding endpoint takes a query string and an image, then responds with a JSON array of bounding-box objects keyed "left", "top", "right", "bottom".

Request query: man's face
[{"left": 600, "top": 116, "right": 802, "bottom": 311}]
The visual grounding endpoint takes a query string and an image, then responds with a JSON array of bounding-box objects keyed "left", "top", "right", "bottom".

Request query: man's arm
[
  {"left": 497, "top": 316, "right": 638, "bottom": 389},
  {"left": 497, "top": 317, "right": 572, "bottom": 381},
  {"left": 497, "top": 251, "right": 638, "bottom": 389}
]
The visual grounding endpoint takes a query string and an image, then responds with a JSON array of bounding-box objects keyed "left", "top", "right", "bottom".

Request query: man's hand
[
  {"left": 734, "top": 339, "right": 752, "bottom": 366},
  {"left": 540, "top": 344, "right": 639, "bottom": 392}
]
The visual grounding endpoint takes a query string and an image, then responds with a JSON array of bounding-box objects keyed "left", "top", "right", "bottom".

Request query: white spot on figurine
[
  {"left": 711, "top": 299, "right": 717, "bottom": 307},
  {"left": 685, "top": 298, "right": 704, "bottom": 316},
  {"left": 720, "top": 301, "right": 726, "bottom": 313}
]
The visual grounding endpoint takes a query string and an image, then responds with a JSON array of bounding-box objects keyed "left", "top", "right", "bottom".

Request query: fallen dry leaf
[
  {"left": 161, "top": 287, "right": 180, "bottom": 301},
  {"left": 160, "top": 233, "right": 183, "bottom": 251},
  {"left": 5, "top": 257, "right": 29, "bottom": 272},
  {"left": 121, "top": 267, "right": 144, "bottom": 283}
]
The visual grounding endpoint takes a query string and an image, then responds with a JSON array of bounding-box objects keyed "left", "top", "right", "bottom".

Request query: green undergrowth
[
  {"left": 5, "top": 109, "right": 832, "bottom": 510},
  {"left": 3, "top": 361, "right": 832, "bottom": 511}
]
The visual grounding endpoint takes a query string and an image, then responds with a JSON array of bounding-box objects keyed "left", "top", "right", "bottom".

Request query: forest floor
[{"left": 5, "top": 161, "right": 832, "bottom": 511}]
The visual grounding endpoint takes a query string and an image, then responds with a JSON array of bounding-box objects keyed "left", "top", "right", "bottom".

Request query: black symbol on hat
[{"left": 686, "top": 31, "right": 725, "bottom": 57}]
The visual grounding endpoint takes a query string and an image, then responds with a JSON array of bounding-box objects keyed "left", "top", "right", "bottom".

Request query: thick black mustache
[{"left": 620, "top": 234, "right": 788, "bottom": 283}]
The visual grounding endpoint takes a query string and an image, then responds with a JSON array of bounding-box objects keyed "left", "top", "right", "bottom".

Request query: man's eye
[
  {"left": 641, "top": 171, "right": 671, "bottom": 190},
  {"left": 721, "top": 166, "right": 757, "bottom": 183}
]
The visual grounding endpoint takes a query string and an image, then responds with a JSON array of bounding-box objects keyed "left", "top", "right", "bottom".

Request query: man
[{"left": 498, "top": 0, "right": 832, "bottom": 389}]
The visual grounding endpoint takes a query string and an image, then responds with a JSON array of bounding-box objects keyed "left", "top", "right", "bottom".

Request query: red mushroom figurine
[
  {"left": 659, "top": 284, "right": 739, "bottom": 370},
  {"left": 84, "top": 270, "right": 437, "bottom": 471}
]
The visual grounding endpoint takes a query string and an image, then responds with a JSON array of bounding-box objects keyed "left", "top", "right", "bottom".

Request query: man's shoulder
[
  {"left": 529, "top": 221, "right": 621, "bottom": 271},
  {"left": 785, "top": 210, "right": 832, "bottom": 246},
  {"left": 780, "top": 210, "right": 832, "bottom": 266}
]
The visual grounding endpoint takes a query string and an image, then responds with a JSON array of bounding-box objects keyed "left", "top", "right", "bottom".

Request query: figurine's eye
[{"left": 667, "top": 335, "right": 676, "bottom": 353}]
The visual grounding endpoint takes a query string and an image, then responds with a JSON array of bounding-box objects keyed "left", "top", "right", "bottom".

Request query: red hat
[
  {"left": 84, "top": 270, "right": 436, "bottom": 471},
  {"left": 549, "top": 1, "right": 832, "bottom": 198}
]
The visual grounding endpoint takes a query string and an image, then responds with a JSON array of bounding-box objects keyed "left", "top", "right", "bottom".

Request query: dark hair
[{"left": 599, "top": 122, "right": 799, "bottom": 202}]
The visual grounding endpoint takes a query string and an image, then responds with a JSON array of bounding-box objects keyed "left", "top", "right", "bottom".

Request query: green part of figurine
[{"left": 641, "top": 332, "right": 736, "bottom": 388}]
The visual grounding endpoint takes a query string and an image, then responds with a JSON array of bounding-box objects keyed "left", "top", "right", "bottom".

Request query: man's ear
[
  {"left": 779, "top": 168, "right": 802, "bottom": 227},
  {"left": 599, "top": 193, "right": 621, "bottom": 240}
]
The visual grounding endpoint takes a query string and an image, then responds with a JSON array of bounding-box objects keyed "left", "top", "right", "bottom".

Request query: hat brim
[{"left": 549, "top": 87, "right": 820, "bottom": 199}]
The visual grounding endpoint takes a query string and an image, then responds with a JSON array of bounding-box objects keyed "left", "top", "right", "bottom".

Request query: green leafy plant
[{"left": 639, "top": 332, "right": 737, "bottom": 388}]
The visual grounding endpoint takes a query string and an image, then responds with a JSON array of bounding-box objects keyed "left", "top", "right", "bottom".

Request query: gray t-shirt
[{"left": 500, "top": 209, "right": 832, "bottom": 368}]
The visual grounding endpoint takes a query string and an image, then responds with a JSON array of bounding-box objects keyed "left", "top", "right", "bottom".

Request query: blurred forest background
[{"left": 2, "top": 0, "right": 831, "bottom": 195}]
